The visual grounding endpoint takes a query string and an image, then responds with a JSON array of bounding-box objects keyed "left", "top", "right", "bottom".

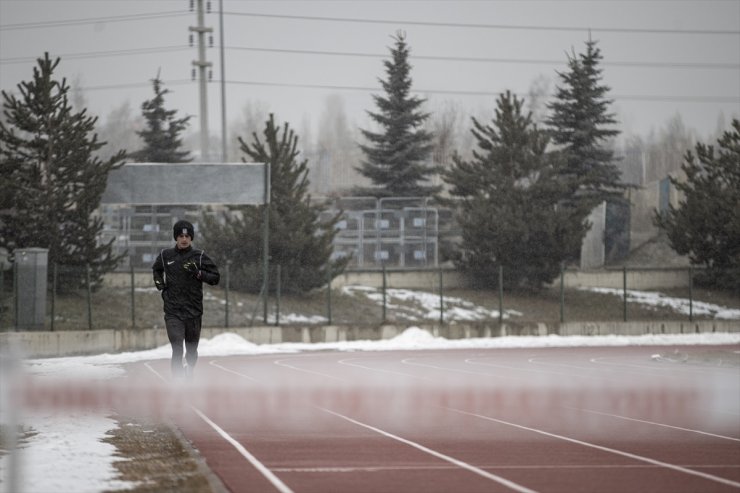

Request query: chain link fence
[{"left": 1, "top": 262, "right": 737, "bottom": 332}]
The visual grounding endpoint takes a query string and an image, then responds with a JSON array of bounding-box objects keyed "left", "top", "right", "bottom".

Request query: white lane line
[
  {"left": 589, "top": 357, "right": 679, "bottom": 371},
  {"left": 412, "top": 356, "right": 739, "bottom": 440},
  {"left": 339, "top": 357, "right": 435, "bottom": 381},
  {"left": 564, "top": 406, "right": 740, "bottom": 442},
  {"left": 190, "top": 407, "right": 295, "bottom": 493},
  {"left": 208, "top": 360, "right": 261, "bottom": 382},
  {"left": 402, "top": 357, "right": 508, "bottom": 379},
  {"left": 588, "top": 357, "right": 725, "bottom": 374},
  {"left": 525, "top": 357, "right": 683, "bottom": 379},
  {"left": 464, "top": 358, "right": 582, "bottom": 379},
  {"left": 448, "top": 407, "right": 740, "bottom": 489},
  {"left": 274, "top": 357, "right": 349, "bottom": 382},
  {"left": 318, "top": 406, "right": 539, "bottom": 493},
  {"left": 144, "top": 361, "right": 172, "bottom": 384},
  {"left": 408, "top": 356, "right": 737, "bottom": 431},
  {"left": 143, "top": 362, "right": 294, "bottom": 493},
  {"left": 271, "top": 464, "right": 740, "bottom": 473},
  {"left": 527, "top": 357, "right": 625, "bottom": 374}
]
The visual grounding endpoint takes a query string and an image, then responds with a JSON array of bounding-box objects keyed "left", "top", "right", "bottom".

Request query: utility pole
[
  {"left": 189, "top": 0, "right": 213, "bottom": 161},
  {"left": 219, "top": 0, "right": 227, "bottom": 162}
]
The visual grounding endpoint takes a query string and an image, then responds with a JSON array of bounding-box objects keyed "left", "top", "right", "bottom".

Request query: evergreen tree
[
  {"left": 655, "top": 119, "right": 740, "bottom": 291},
  {"left": 200, "top": 114, "right": 348, "bottom": 293},
  {"left": 132, "top": 76, "right": 191, "bottom": 162},
  {"left": 0, "top": 53, "right": 125, "bottom": 286},
  {"left": 441, "top": 91, "right": 581, "bottom": 290},
  {"left": 355, "top": 32, "right": 438, "bottom": 198},
  {"left": 546, "top": 39, "right": 624, "bottom": 258}
]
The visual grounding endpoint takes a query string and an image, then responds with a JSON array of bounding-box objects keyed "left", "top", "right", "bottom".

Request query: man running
[{"left": 152, "top": 220, "right": 220, "bottom": 378}]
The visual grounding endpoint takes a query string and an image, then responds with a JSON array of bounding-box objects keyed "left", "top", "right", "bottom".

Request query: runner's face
[{"left": 176, "top": 233, "right": 192, "bottom": 249}]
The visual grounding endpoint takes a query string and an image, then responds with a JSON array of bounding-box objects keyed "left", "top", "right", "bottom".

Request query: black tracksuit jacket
[{"left": 152, "top": 245, "right": 220, "bottom": 320}]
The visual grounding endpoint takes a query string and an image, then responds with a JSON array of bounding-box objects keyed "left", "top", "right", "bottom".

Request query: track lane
[{"left": 127, "top": 345, "right": 740, "bottom": 492}]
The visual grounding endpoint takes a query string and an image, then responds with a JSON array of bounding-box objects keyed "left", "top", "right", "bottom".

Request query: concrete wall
[
  {"left": 559, "top": 268, "right": 692, "bottom": 290},
  {"left": 629, "top": 182, "right": 662, "bottom": 249},
  {"left": 2, "top": 320, "right": 737, "bottom": 359}
]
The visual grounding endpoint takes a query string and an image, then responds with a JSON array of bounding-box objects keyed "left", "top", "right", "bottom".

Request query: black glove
[
  {"left": 154, "top": 279, "right": 166, "bottom": 291},
  {"left": 183, "top": 259, "right": 202, "bottom": 280}
]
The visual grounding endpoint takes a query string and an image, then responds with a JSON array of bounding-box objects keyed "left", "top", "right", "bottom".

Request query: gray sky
[{"left": 1, "top": 0, "right": 739, "bottom": 153}]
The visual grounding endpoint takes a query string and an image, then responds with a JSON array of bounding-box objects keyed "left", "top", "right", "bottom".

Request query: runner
[{"left": 152, "top": 220, "right": 220, "bottom": 378}]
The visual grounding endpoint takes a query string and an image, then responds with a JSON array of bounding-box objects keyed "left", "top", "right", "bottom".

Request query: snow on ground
[
  {"left": 582, "top": 287, "right": 740, "bottom": 320},
  {"left": 2, "top": 284, "right": 740, "bottom": 492},
  {"left": 0, "top": 412, "right": 132, "bottom": 493},
  {"left": 342, "top": 285, "right": 523, "bottom": 320},
  {"left": 158, "top": 285, "right": 740, "bottom": 323}
]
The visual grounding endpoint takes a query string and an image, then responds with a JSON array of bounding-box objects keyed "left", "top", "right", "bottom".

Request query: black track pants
[{"left": 165, "top": 315, "right": 202, "bottom": 376}]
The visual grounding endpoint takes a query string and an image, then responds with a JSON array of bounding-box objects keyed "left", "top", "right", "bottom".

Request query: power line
[
  {"left": 75, "top": 80, "right": 193, "bottom": 91},
  {"left": 228, "top": 46, "right": 740, "bottom": 70},
  {"left": 0, "top": 46, "right": 190, "bottom": 65},
  {"left": 2, "top": 9, "right": 737, "bottom": 36},
  {"left": 75, "top": 78, "right": 740, "bottom": 103},
  {"left": 3, "top": 44, "right": 737, "bottom": 71},
  {"left": 224, "top": 11, "right": 740, "bottom": 36},
  {"left": 225, "top": 80, "right": 740, "bottom": 102},
  {"left": 0, "top": 11, "right": 189, "bottom": 31}
]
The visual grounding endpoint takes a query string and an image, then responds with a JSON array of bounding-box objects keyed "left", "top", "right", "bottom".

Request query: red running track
[{"left": 131, "top": 345, "right": 740, "bottom": 493}]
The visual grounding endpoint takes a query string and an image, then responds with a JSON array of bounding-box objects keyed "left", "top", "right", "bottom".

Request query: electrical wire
[
  {"left": 2, "top": 9, "right": 737, "bottom": 36},
  {"left": 227, "top": 46, "right": 740, "bottom": 70},
  {"left": 1, "top": 8, "right": 736, "bottom": 104},
  {"left": 75, "top": 78, "right": 740, "bottom": 103},
  {"left": 0, "top": 46, "right": 190, "bottom": 64},
  {"left": 3, "top": 44, "right": 737, "bottom": 71},
  {"left": 0, "top": 10, "right": 189, "bottom": 31},
  {"left": 224, "top": 11, "right": 740, "bottom": 36}
]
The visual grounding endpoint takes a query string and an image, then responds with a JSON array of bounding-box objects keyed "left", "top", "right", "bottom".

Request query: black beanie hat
[{"left": 173, "top": 220, "right": 195, "bottom": 240}]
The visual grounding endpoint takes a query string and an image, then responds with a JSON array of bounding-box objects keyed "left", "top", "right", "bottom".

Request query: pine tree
[
  {"left": 655, "top": 119, "right": 740, "bottom": 291},
  {"left": 546, "top": 39, "right": 624, "bottom": 258},
  {"left": 355, "top": 32, "right": 438, "bottom": 198},
  {"left": 132, "top": 76, "right": 191, "bottom": 163},
  {"left": 0, "top": 53, "right": 125, "bottom": 287},
  {"left": 200, "top": 114, "right": 348, "bottom": 293},
  {"left": 441, "top": 91, "right": 581, "bottom": 290}
]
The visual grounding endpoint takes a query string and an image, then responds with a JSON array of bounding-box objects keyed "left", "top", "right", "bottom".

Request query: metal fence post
[
  {"left": 382, "top": 263, "right": 387, "bottom": 322},
  {"left": 85, "top": 263, "right": 92, "bottom": 330},
  {"left": 275, "top": 264, "right": 281, "bottom": 326},
  {"left": 13, "top": 260, "right": 17, "bottom": 330},
  {"left": 262, "top": 206, "right": 270, "bottom": 326},
  {"left": 559, "top": 263, "right": 565, "bottom": 324},
  {"left": 623, "top": 266, "right": 627, "bottom": 322},
  {"left": 130, "top": 264, "right": 136, "bottom": 329},
  {"left": 326, "top": 264, "right": 332, "bottom": 325},
  {"left": 224, "top": 262, "right": 230, "bottom": 328},
  {"left": 50, "top": 263, "right": 57, "bottom": 332},
  {"left": 438, "top": 268, "right": 444, "bottom": 325},
  {"left": 498, "top": 265, "right": 504, "bottom": 325},
  {"left": 688, "top": 266, "right": 694, "bottom": 322}
]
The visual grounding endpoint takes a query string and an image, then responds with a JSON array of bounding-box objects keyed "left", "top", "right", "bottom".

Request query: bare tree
[
  {"left": 525, "top": 74, "right": 551, "bottom": 126},
  {"left": 644, "top": 114, "right": 696, "bottom": 183},
  {"left": 228, "top": 101, "right": 270, "bottom": 161},
  {"left": 315, "top": 94, "right": 364, "bottom": 195},
  {"left": 97, "top": 101, "right": 143, "bottom": 161},
  {"left": 69, "top": 74, "right": 88, "bottom": 112},
  {"left": 424, "top": 100, "right": 468, "bottom": 194}
]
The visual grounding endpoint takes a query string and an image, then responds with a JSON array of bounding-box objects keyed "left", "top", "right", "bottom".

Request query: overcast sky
[{"left": 1, "top": 0, "right": 738, "bottom": 154}]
